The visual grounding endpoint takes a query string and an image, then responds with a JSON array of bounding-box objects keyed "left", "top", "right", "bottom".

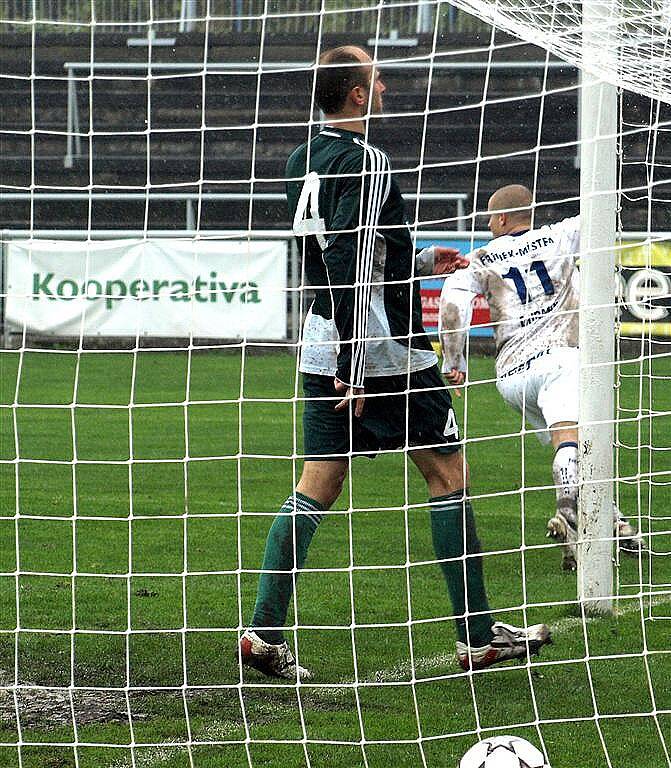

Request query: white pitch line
[
  {"left": 107, "top": 721, "right": 241, "bottom": 768},
  {"left": 106, "top": 592, "right": 671, "bottom": 767},
  {"left": 367, "top": 592, "right": 671, "bottom": 683}
]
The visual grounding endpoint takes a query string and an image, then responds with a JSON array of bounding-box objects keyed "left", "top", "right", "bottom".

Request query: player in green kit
[{"left": 238, "top": 45, "right": 553, "bottom": 678}]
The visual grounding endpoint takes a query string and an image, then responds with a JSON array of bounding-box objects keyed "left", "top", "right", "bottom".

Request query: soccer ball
[{"left": 459, "top": 735, "right": 550, "bottom": 768}]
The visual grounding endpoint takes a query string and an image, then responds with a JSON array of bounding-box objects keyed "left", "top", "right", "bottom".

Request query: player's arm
[
  {"left": 321, "top": 152, "right": 389, "bottom": 413},
  {"left": 438, "top": 257, "right": 482, "bottom": 388},
  {"left": 415, "top": 245, "right": 470, "bottom": 276}
]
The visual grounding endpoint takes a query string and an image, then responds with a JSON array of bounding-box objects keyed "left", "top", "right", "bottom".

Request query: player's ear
[{"left": 350, "top": 85, "right": 367, "bottom": 106}]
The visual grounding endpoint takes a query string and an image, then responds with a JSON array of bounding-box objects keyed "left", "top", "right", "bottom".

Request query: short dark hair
[{"left": 314, "top": 46, "right": 371, "bottom": 114}]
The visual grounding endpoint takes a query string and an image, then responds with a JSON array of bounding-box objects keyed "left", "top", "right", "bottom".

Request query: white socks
[{"left": 552, "top": 441, "right": 579, "bottom": 522}]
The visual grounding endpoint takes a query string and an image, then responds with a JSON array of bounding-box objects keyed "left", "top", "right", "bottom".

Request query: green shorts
[{"left": 302, "top": 365, "right": 461, "bottom": 460}]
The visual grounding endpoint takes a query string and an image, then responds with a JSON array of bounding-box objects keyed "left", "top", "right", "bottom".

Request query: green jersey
[{"left": 286, "top": 126, "right": 436, "bottom": 387}]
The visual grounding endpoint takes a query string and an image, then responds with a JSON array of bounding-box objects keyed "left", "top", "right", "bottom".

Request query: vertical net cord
[
  {"left": 9, "top": 2, "right": 39, "bottom": 765},
  {"left": 260, "top": 0, "right": 313, "bottom": 758},
  {"left": 656, "top": 1, "right": 671, "bottom": 641},
  {"left": 335, "top": 7, "right": 389, "bottom": 766},
  {"left": 234, "top": 0, "right": 256, "bottom": 763},
  {"left": 343, "top": 6, "right": 386, "bottom": 765},
  {"left": 9, "top": 0, "right": 29, "bottom": 758},
  {"left": 121, "top": 1, "right": 156, "bottom": 763},
  {"left": 239, "top": 4, "right": 307, "bottom": 765},
  {"left": 400, "top": 6, "right": 442, "bottom": 766},
  {"left": 522, "top": 31, "right": 555, "bottom": 762},
  {"left": 628, "top": 74, "right": 648, "bottom": 641},
  {"left": 288, "top": 1, "right": 326, "bottom": 761},
  {"left": 457, "top": 11, "right": 499, "bottom": 742},
  {"left": 66, "top": 4, "right": 99, "bottom": 763},
  {"left": 615, "top": 83, "right": 624, "bottom": 595},
  {"left": 230, "top": 4, "right": 254, "bottom": 759},
  {"left": 183, "top": 0, "right": 207, "bottom": 763},
  {"left": 636, "top": 83, "right": 671, "bottom": 764},
  {"left": 609, "top": 90, "right": 668, "bottom": 759},
  {"left": 645, "top": 95, "right": 664, "bottom": 609},
  {"left": 177, "top": 1, "right": 214, "bottom": 764},
  {"left": 285, "top": 4, "right": 329, "bottom": 764}
]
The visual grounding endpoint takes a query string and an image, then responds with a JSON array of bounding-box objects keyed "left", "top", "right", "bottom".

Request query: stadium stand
[{"left": 0, "top": 31, "right": 668, "bottom": 231}]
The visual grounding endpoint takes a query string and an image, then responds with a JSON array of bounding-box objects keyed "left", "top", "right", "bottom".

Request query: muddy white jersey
[{"left": 440, "top": 217, "right": 580, "bottom": 376}]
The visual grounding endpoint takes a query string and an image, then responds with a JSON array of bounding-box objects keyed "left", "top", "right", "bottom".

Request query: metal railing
[
  {"left": 1, "top": 1, "right": 472, "bottom": 35},
  {"left": 0, "top": 191, "right": 470, "bottom": 230}
]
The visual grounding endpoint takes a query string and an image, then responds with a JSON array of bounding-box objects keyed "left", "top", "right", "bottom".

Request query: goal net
[{"left": 0, "top": 1, "right": 669, "bottom": 767}]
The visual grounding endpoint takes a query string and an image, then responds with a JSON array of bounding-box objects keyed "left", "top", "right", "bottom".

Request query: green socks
[
  {"left": 430, "top": 490, "right": 494, "bottom": 646},
  {"left": 251, "top": 489, "right": 493, "bottom": 648},
  {"left": 251, "top": 493, "right": 323, "bottom": 644}
]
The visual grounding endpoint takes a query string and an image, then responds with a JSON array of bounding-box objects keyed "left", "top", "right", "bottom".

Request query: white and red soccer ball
[{"left": 460, "top": 735, "right": 550, "bottom": 768}]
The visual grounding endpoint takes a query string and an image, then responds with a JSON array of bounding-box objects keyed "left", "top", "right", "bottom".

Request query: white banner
[{"left": 5, "top": 239, "right": 288, "bottom": 339}]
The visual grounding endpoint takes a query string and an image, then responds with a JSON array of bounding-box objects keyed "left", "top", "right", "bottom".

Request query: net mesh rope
[
  {"left": 0, "top": 1, "right": 669, "bottom": 767},
  {"left": 451, "top": 0, "right": 671, "bottom": 104}
]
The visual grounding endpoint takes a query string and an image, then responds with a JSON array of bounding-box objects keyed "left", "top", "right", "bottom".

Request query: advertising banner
[{"left": 5, "top": 239, "right": 288, "bottom": 339}]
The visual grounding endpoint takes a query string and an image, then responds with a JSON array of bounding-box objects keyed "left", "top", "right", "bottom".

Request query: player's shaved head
[
  {"left": 315, "top": 46, "right": 374, "bottom": 114},
  {"left": 487, "top": 185, "right": 533, "bottom": 236},
  {"left": 488, "top": 185, "right": 533, "bottom": 220},
  {"left": 487, "top": 184, "right": 532, "bottom": 219}
]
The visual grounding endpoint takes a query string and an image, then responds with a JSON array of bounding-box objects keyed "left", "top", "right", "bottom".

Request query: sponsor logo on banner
[
  {"left": 30, "top": 271, "right": 261, "bottom": 308},
  {"left": 618, "top": 240, "right": 671, "bottom": 336},
  {"left": 6, "top": 239, "right": 288, "bottom": 339}
]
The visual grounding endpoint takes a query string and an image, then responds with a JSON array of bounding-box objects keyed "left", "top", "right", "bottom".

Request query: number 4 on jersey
[
  {"left": 443, "top": 409, "right": 459, "bottom": 440},
  {"left": 293, "top": 171, "right": 327, "bottom": 250}
]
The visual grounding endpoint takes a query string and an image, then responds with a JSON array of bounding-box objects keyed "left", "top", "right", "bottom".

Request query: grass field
[{"left": 0, "top": 348, "right": 669, "bottom": 768}]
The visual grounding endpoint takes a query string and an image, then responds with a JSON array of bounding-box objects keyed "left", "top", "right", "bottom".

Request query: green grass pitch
[{"left": 0, "top": 348, "right": 669, "bottom": 768}]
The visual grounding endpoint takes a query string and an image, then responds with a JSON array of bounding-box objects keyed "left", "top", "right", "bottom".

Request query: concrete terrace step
[
  {"left": 0, "top": 114, "right": 581, "bottom": 160},
  {"left": 0, "top": 153, "right": 582, "bottom": 191}
]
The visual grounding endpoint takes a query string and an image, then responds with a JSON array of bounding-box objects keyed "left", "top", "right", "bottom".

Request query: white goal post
[{"left": 577, "top": 0, "right": 618, "bottom": 614}]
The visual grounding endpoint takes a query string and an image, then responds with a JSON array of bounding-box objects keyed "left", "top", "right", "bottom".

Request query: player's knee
[
  {"left": 325, "top": 466, "right": 346, "bottom": 505},
  {"left": 296, "top": 461, "right": 347, "bottom": 509},
  {"left": 446, "top": 452, "right": 469, "bottom": 492},
  {"left": 432, "top": 452, "right": 468, "bottom": 495},
  {"left": 549, "top": 421, "right": 578, "bottom": 449}
]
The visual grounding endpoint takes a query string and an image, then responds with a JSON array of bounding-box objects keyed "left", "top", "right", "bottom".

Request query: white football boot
[
  {"left": 456, "top": 621, "right": 552, "bottom": 671},
  {"left": 238, "top": 630, "right": 312, "bottom": 680},
  {"left": 546, "top": 508, "right": 578, "bottom": 571},
  {"left": 613, "top": 505, "right": 646, "bottom": 555},
  {"left": 549, "top": 505, "right": 645, "bottom": 569}
]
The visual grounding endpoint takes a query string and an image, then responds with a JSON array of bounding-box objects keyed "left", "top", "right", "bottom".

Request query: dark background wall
[{"left": 1, "top": 30, "right": 669, "bottom": 232}]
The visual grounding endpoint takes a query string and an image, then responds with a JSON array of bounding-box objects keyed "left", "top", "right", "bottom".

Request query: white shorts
[{"left": 496, "top": 347, "right": 579, "bottom": 444}]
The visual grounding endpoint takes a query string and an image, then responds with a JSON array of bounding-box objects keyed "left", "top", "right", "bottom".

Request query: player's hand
[
  {"left": 444, "top": 368, "right": 465, "bottom": 398},
  {"left": 433, "top": 247, "right": 470, "bottom": 275},
  {"left": 334, "top": 379, "right": 365, "bottom": 417}
]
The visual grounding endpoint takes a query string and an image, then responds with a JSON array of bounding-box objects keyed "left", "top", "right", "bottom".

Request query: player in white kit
[{"left": 439, "top": 184, "right": 642, "bottom": 570}]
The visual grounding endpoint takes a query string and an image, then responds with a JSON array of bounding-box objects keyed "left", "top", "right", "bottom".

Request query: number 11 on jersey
[{"left": 502, "top": 260, "right": 555, "bottom": 303}]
